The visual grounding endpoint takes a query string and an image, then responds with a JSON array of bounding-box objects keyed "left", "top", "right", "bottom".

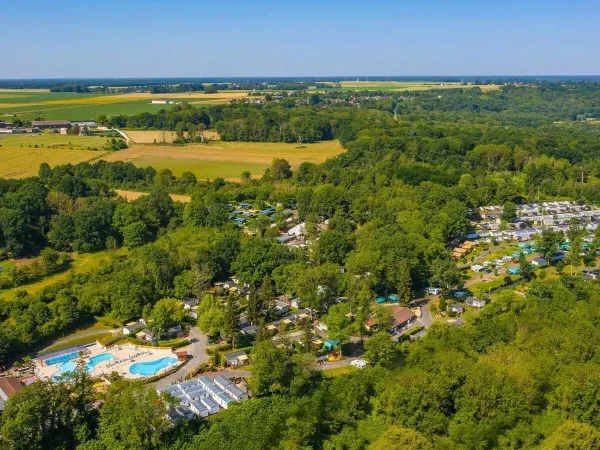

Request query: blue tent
[
  {"left": 387, "top": 294, "right": 400, "bottom": 302},
  {"left": 324, "top": 339, "right": 340, "bottom": 350},
  {"left": 376, "top": 296, "right": 387, "bottom": 304}
]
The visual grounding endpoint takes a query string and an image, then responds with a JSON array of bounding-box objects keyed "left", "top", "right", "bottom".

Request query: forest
[{"left": 2, "top": 83, "right": 600, "bottom": 449}]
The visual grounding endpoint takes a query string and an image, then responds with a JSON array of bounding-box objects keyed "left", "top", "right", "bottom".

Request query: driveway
[{"left": 154, "top": 327, "right": 209, "bottom": 388}]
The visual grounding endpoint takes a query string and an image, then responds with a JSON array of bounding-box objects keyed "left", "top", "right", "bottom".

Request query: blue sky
[{"left": 3, "top": 0, "right": 599, "bottom": 78}]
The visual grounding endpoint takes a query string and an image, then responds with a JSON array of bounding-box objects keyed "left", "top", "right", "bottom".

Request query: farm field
[
  {"left": 0, "top": 90, "right": 250, "bottom": 121},
  {"left": 102, "top": 140, "right": 344, "bottom": 180},
  {"left": 310, "top": 81, "right": 500, "bottom": 92},
  {"left": 125, "top": 129, "right": 219, "bottom": 143},
  {"left": 0, "top": 133, "right": 110, "bottom": 178},
  {"left": 115, "top": 189, "right": 191, "bottom": 203}
]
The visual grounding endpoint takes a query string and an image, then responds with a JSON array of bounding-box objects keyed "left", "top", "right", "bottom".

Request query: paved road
[{"left": 154, "top": 327, "right": 208, "bottom": 388}]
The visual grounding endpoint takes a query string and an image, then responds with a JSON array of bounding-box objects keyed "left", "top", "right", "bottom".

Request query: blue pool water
[
  {"left": 129, "top": 357, "right": 178, "bottom": 376},
  {"left": 46, "top": 352, "right": 78, "bottom": 365},
  {"left": 51, "top": 353, "right": 115, "bottom": 381},
  {"left": 84, "top": 353, "right": 115, "bottom": 371}
]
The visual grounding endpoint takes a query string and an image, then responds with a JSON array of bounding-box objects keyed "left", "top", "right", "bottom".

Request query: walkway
[{"left": 154, "top": 327, "right": 209, "bottom": 388}]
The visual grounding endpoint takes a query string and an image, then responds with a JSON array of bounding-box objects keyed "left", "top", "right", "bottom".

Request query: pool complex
[
  {"left": 45, "top": 352, "right": 79, "bottom": 365},
  {"left": 51, "top": 353, "right": 116, "bottom": 381},
  {"left": 129, "top": 357, "right": 178, "bottom": 376}
]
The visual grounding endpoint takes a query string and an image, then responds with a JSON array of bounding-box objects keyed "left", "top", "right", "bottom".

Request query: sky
[{"left": 3, "top": 0, "right": 600, "bottom": 78}]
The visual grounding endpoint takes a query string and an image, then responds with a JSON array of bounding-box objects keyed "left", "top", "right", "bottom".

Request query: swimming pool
[
  {"left": 129, "top": 357, "right": 178, "bottom": 376},
  {"left": 46, "top": 352, "right": 79, "bottom": 366},
  {"left": 84, "top": 353, "right": 115, "bottom": 371},
  {"left": 51, "top": 353, "right": 115, "bottom": 381}
]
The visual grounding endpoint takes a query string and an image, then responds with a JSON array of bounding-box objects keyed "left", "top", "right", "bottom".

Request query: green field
[
  {"left": 0, "top": 133, "right": 110, "bottom": 177},
  {"left": 0, "top": 249, "right": 128, "bottom": 301},
  {"left": 0, "top": 90, "right": 249, "bottom": 121},
  {"left": 103, "top": 139, "right": 345, "bottom": 180}
]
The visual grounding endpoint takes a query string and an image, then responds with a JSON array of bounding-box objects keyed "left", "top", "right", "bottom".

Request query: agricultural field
[
  {"left": 0, "top": 90, "right": 250, "bottom": 121},
  {"left": 124, "top": 129, "right": 219, "bottom": 144},
  {"left": 115, "top": 189, "right": 191, "bottom": 203},
  {"left": 310, "top": 81, "right": 500, "bottom": 92},
  {"left": 103, "top": 140, "right": 344, "bottom": 180},
  {"left": 0, "top": 132, "right": 110, "bottom": 178}
]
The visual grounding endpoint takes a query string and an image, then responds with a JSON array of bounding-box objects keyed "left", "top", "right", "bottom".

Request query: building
[
  {"left": 32, "top": 120, "right": 70, "bottom": 129},
  {"left": 531, "top": 257, "right": 548, "bottom": 266},
  {"left": 223, "top": 351, "right": 248, "bottom": 367},
  {"left": 465, "top": 297, "right": 487, "bottom": 308},
  {"left": 450, "top": 304, "right": 465, "bottom": 314},
  {"left": 123, "top": 320, "right": 144, "bottom": 335},
  {"left": 275, "top": 301, "right": 290, "bottom": 315},
  {"left": 136, "top": 329, "right": 153, "bottom": 342},
  {"left": 390, "top": 307, "right": 416, "bottom": 333},
  {"left": 290, "top": 298, "right": 301, "bottom": 309},
  {"left": 0, "top": 377, "right": 24, "bottom": 413}
]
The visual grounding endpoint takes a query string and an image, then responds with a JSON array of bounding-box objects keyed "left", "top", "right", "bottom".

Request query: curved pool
[
  {"left": 51, "top": 353, "right": 115, "bottom": 381},
  {"left": 129, "top": 357, "right": 178, "bottom": 376}
]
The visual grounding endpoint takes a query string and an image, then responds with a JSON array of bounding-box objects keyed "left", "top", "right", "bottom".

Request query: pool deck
[{"left": 35, "top": 342, "right": 180, "bottom": 381}]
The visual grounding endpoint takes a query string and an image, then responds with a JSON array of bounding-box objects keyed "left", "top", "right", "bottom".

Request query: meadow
[
  {"left": 102, "top": 139, "right": 344, "bottom": 180},
  {"left": 310, "top": 81, "right": 500, "bottom": 92},
  {"left": 0, "top": 249, "right": 127, "bottom": 301},
  {"left": 0, "top": 133, "right": 110, "bottom": 178}
]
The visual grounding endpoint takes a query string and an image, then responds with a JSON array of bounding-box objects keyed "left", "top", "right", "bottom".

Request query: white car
[{"left": 351, "top": 359, "right": 368, "bottom": 369}]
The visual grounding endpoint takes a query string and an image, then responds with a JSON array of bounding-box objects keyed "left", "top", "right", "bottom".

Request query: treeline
[{"left": 4, "top": 280, "right": 600, "bottom": 449}]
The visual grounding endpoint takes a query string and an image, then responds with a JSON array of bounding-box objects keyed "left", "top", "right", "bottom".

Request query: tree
[
  {"left": 122, "top": 221, "right": 149, "bottom": 249},
  {"left": 246, "top": 288, "right": 262, "bottom": 325},
  {"left": 223, "top": 296, "right": 240, "bottom": 346},
  {"left": 323, "top": 303, "right": 355, "bottom": 356},
  {"left": 501, "top": 201, "right": 517, "bottom": 222},
  {"left": 536, "top": 228, "right": 563, "bottom": 261},
  {"left": 259, "top": 274, "right": 277, "bottom": 317},
  {"left": 518, "top": 253, "right": 532, "bottom": 280},
  {"left": 241, "top": 170, "right": 252, "bottom": 182},
  {"left": 315, "top": 230, "right": 350, "bottom": 264},
  {"left": 270, "top": 158, "right": 292, "bottom": 180},
  {"left": 430, "top": 257, "right": 462, "bottom": 292},
  {"left": 85, "top": 380, "right": 176, "bottom": 450},
  {"left": 149, "top": 298, "right": 185, "bottom": 338},
  {"left": 364, "top": 331, "right": 398, "bottom": 367},
  {"left": 396, "top": 258, "right": 412, "bottom": 305},
  {"left": 250, "top": 339, "right": 294, "bottom": 396},
  {"left": 370, "top": 426, "right": 433, "bottom": 450},
  {"left": 0, "top": 372, "right": 97, "bottom": 450}
]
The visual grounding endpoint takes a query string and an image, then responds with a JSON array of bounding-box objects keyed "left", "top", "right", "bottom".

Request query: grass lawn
[
  {"left": 322, "top": 364, "right": 359, "bottom": 378},
  {"left": 39, "top": 332, "right": 114, "bottom": 355},
  {"left": 102, "top": 139, "right": 344, "bottom": 180},
  {"left": 0, "top": 249, "right": 128, "bottom": 301},
  {"left": 0, "top": 132, "right": 111, "bottom": 178}
]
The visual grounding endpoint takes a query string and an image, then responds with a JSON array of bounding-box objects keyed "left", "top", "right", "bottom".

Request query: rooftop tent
[
  {"left": 387, "top": 294, "right": 399, "bottom": 302},
  {"left": 376, "top": 296, "right": 387, "bottom": 304}
]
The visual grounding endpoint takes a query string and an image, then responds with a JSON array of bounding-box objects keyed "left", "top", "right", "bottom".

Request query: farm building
[{"left": 32, "top": 120, "right": 70, "bottom": 129}]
